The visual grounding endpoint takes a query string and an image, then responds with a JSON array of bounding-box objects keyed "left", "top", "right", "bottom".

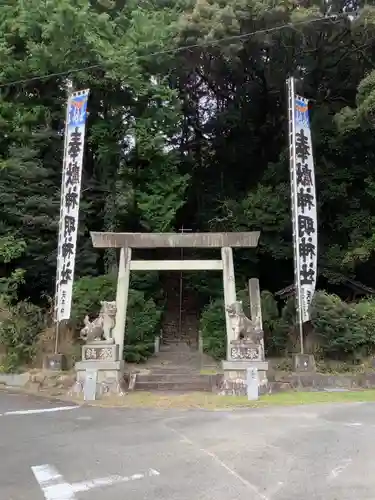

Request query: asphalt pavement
[{"left": 1, "top": 389, "right": 375, "bottom": 500}]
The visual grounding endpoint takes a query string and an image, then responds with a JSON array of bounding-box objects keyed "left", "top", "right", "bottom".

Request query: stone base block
[
  {"left": 219, "top": 378, "right": 248, "bottom": 396},
  {"left": 229, "top": 340, "right": 262, "bottom": 362},
  {"left": 43, "top": 353, "right": 66, "bottom": 371},
  {"left": 220, "top": 360, "right": 269, "bottom": 395},
  {"left": 82, "top": 343, "right": 119, "bottom": 362},
  {"left": 293, "top": 354, "right": 316, "bottom": 372},
  {"left": 73, "top": 360, "right": 125, "bottom": 398}
]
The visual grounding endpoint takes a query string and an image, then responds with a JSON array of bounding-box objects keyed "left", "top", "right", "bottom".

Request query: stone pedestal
[
  {"left": 229, "top": 340, "right": 262, "bottom": 361},
  {"left": 221, "top": 340, "right": 268, "bottom": 395},
  {"left": 221, "top": 360, "right": 269, "bottom": 395},
  {"left": 81, "top": 343, "right": 119, "bottom": 362},
  {"left": 72, "top": 342, "right": 125, "bottom": 398}
]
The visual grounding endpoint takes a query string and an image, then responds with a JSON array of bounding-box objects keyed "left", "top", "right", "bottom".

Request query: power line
[{"left": 0, "top": 13, "right": 345, "bottom": 89}]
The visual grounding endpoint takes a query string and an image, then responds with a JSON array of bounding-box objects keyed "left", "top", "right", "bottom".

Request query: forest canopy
[{"left": 1, "top": 0, "right": 375, "bottom": 303}]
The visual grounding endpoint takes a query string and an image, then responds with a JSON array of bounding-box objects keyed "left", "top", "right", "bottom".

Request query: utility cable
[{"left": 0, "top": 13, "right": 347, "bottom": 89}]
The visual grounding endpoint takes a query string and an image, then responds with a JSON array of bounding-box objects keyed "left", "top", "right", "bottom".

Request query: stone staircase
[
  {"left": 134, "top": 369, "right": 220, "bottom": 392},
  {"left": 131, "top": 343, "right": 221, "bottom": 392},
  {"left": 161, "top": 272, "right": 199, "bottom": 348},
  {"left": 127, "top": 270, "right": 221, "bottom": 392}
]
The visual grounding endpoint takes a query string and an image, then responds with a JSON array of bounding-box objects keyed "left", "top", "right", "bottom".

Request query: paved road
[{"left": 1, "top": 389, "right": 375, "bottom": 499}]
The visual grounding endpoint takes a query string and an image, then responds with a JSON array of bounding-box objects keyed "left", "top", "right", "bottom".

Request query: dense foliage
[
  {"left": 72, "top": 274, "right": 163, "bottom": 362},
  {"left": 0, "top": 299, "right": 45, "bottom": 372},
  {"left": 311, "top": 292, "right": 375, "bottom": 359},
  {"left": 200, "top": 289, "right": 292, "bottom": 359},
  {"left": 2, "top": 0, "right": 375, "bottom": 365},
  {"left": 201, "top": 290, "right": 375, "bottom": 361}
]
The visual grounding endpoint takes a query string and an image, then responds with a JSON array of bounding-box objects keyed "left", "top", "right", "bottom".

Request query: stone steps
[
  {"left": 161, "top": 272, "right": 200, "bottom": 347},
  {"left": 136, "top": 382, "right": 211, "bottom": 392},
  {"left": 162, "top": 331, "right": 198, "bottom": 345},
  {"left": 135, "top": 373, "right": 220, "bottom": 392},
  {"left": 146, "top": 366, "right": 201, "bottom": 373},
  {"left": 162, "top": 339, "right": 195, "bottom": 346},
  {"left": 137, "top": 373, "right": 217, "bottom": 383},
  {"left": 161, "top": 338, "right": 198, "bottom": 347},
  {"left": 148, "top": 345, "right": 220, "bottom": 372},
  {"left": 130, "top": 309, "right": 221, "bottom": 392}
]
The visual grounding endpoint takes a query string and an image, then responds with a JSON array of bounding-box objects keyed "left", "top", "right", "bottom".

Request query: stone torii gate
[{"left": 90, "top": 231, "right": 260, "bottom": 358}]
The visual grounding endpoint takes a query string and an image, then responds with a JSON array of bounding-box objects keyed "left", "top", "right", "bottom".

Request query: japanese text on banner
[
  {"left": 294, "top": 96, "right": 317, "bottom": 322},
  {"left": 56, "top": 90, "right": 89, "bottom": 321}
]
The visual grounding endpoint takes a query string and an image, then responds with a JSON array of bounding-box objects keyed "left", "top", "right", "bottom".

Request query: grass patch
[
  {"left": 67, "top": 389, "right": 375, "bottom": 409},
  {"left": 259, "top": 390, "right": 375, "bottom": 406},
  {"left": 199, "top": 368, "right": 219, "bottom": 375}
]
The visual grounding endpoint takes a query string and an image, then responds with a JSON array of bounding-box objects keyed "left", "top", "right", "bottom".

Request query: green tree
[
  {"left": 2, "top": 0, "right": 375, "bottom": 353},
  {"left": 0, "top": 235, "right": 26, "bottom": 301},
  {"left": 0, "top": 0, "right": 185, "bottom": 302}
]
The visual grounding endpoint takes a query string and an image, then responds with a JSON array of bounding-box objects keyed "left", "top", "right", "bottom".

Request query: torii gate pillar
[{"left": 113, "top": 247, "right": 131, "bottom": 360}]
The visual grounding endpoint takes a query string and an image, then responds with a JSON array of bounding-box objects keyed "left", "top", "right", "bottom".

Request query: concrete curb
[{"left": 0, "top": 372, "right": 30, "bottom": 387}]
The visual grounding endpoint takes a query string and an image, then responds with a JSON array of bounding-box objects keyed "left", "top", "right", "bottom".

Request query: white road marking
[
  {"left": 31, "top": 464, "right": 76, "bottom": 500},
  {"left": 70, "top": 468, "right": 160, "bottom": 493},
  {"left": 169, "top": 426, "right": 269, "bottom": 500},
  {"left": 344, "top": 422, "right": 362, "bottom": 427},
  {"left": 32, "top": 464, "right": 160, "bottom": 499},
  {"left": 1, "top": 405, "right": 78, "bottom": 416},
  {"left": 329, "top": 459, "right": 352, "bottom": 480}
]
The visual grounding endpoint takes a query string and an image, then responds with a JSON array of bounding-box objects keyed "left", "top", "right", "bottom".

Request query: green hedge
[
  {"left": 199, "top": 289, "right": 253, "bottom": 360},
  {"left": 72, "top": 274, "right": 162, "bottom": 363},
  {"left": 310, "top": 292, "right": 375, "bottom": 359},
  {"left": 72, "top": 274, "right": 117, "bottom": 322},
  {"left": 0, "top": 300, "right": 45, "bottom": 372},
  {"left": 199, "top": 288, "right": 375, "bottom": 361},
  {"left": 199, "top": 289, "right": 284, "bottom": 360},
  {"left": 199, "top": 298, "right": 226, "bottom": 360}
]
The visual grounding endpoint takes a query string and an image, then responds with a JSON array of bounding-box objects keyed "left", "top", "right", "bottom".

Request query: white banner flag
[
  {"left": 292, "top": 94, "right": 318, "bottom": 322},
  {"left": 55, "top": 89, "right": 90, "bottom": 322}
]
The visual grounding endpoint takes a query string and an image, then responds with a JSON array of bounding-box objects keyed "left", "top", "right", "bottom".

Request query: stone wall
[
  {"left": 26, "top": 370, "right": 76, "bottom": 395},
  {"left": 3, "top": 368, "right": 375, "bottom": 396},
  {"left": 268, "top": 371, "right": 375, "bottom": 392}
]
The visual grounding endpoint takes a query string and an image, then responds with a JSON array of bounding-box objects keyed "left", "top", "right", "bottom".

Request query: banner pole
[
  {"left": 287, "top": 76, "right": 304, "bottom": 354},
  {"left": 54, "top": 84, "right": 72, "bottom": 354}
]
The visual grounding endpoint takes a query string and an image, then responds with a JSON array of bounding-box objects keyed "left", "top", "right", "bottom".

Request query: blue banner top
[
  {"left": 67, "top": 90, "right": 90, "bottom": 127},
  {"left": 294, "top": 95, "right": 310, "bottom": 128}
]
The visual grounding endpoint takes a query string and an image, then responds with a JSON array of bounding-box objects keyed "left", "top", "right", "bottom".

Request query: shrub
[
  {"left": 310, "top": 291, "right": 366, "bottom": 359},
  {"left": 261, "top": 291, "right": 279, "bottom": 326},
  {"left": 200, "top": 288, "right": 375, "bottom": 362},
  {"left": 123, "top": 291, "right": 162, "bottom": 361},
  {"left": 353, "top": 298, "right": 375, "bottom": 355},
  {"left": 200, "top": 298, "right": 226, "bottom": 360},
  {"left": 280, "top": 296, "right": 296, "bottom": 325},
  {"left": 72, "top": 274, "right": 117, "bottom": 323},
  {"left": 123, "top": 342, "right": 155, "bottom": 363},
  {"left": 125, "top": 291, "right": 162, "bottom": 343},
  {"left": 72, "top": 275, "right": 163, "bottom": 363},
  {"left": 130, "top": 271, "right": 162, "bottom": 299},
  {"left": 0, "top": 299, "right": 45, "bottom": 372},
  {"left": 72, "top": 273, "right": 164, "bottom": 322},
  {"left": 199, "top": 289, "right": 274, "bottom": 360},
  {"left": 260, "top": 291, "right": 290, "bottom": 356}
]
